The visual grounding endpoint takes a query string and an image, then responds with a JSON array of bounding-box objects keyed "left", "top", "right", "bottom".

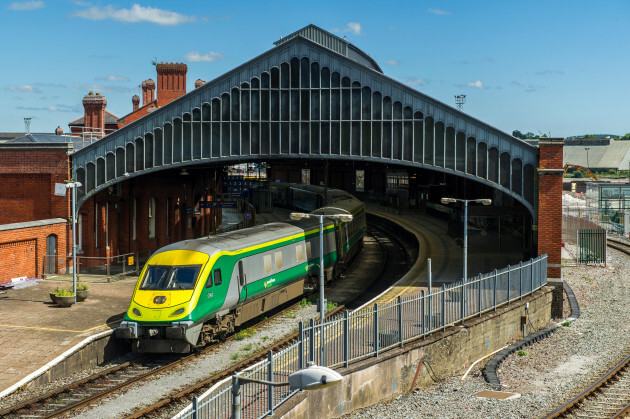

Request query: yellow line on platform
[{"left": 0, "top": 321, "right": 121, "bottom": 333}]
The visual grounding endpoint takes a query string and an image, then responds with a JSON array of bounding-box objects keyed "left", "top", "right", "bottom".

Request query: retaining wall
[{"left": 276, "top": 286, "right": 552, "bottom": 418}]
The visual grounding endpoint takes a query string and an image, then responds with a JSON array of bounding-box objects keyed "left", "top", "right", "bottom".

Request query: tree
[
  {"left": 512, "top": 130, "right": 524, "bottom": 139},
  {"left": 621, "top": 133, "right": 630, "bottom": 141}
]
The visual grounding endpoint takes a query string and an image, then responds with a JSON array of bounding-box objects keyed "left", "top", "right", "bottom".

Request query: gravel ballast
[{"left": 349, "top": 247, "right": 630, "bottom": 418}]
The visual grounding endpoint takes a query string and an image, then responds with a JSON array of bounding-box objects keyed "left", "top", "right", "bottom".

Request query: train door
[
  {"left": 334, "top": 220, "right": 345, "bottom": 260},
  {"left": 237, "top": 260, "right": 247, "bottom": 301}
]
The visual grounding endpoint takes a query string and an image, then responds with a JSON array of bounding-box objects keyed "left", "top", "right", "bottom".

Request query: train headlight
[
  {"left": 153, "top": 296, "right": 167, "bottom": 304},
  {"left": 132, "top": 308, "right": 142, "bottom": 317},
  {"left": 170, "top": 308, "right": 185, "bottom": 317}
]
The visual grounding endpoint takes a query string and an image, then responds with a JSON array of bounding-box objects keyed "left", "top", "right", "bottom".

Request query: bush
[
  {"left": 52, "top": 287, "right": 75, "bottom": 297},
  {"left": 77, "top": 283, "right": 89, "bottom": 291}
]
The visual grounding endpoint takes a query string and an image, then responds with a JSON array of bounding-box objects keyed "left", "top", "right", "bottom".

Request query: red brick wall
[
  {"left": 0, "top": 146, "right": 71, "bottom": 225},
  {"left": 156, "top": 63, "right": 187, "bottom": 107},
  {"left": 0, "top": 221, "right": 67, "bottom": 283},
  {"left": 537, "top": 138, "right": 564, "bottom": 279}
]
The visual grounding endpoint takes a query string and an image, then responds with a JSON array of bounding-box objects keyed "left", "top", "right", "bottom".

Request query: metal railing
[
  {"left": 43, "top": 252, "right": 142, "bottom": 280},
  {"left": 176, "top": 254, "right": 548, "bottom": 419}
]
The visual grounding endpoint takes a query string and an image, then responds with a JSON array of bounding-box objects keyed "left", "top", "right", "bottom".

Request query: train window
[
  {"left": 275, "top": 251, "right": 283, "bottom": 269},
  {"left": 306, "top": 241, "right": 312, "bottom": 258},
  {"left": 205, "top": 273, "right": 212, "bottom": 288},
  {"left": 264, "top": 255, "right": 272, "bottom": 274},
  {"left": 238, "top": 260, "right": 246, "bottom": 286},
  {"left": 296, "top": 244, "right": 304, "bottom": 262},
  {"left": 140, "top": 265, "right": 201, "bottom": 290},
  {"left": 214, "top": 269, "right": 222, "bottom": 286}
]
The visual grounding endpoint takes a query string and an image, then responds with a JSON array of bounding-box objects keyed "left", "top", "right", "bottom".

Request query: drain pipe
[{"left": 461, "top": 345, "right": 508, "bottom": 381}]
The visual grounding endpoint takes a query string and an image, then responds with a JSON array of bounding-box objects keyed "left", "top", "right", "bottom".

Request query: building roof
[
  {"left": 4, "top": 132, "right": 97, "bottom": 151},
  {"left": 274, "top": 24, "right": 383, "bottom": 73},
  {"left": 0, "top": 218, "right": 67, "bottom": 232},
  {"left": 564, "top": 140, "right": 630, "bottom": 170},
  {"left": 68, "top": 110, "right": 120, "bottom": 127}
]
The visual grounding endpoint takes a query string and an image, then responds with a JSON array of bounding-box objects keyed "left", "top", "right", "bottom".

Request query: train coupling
[
  {"left": 165, "top": 321, "right": 194, "bottom": 339},
  {"left": 115, "top": 321, "right": 138, "bottom": 339}
]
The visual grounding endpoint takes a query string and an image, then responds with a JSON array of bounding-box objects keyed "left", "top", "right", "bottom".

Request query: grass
[
  {"left": 561, "top": 321, "right": 571, "bottom": 327},
  {"left": 230, "top": 353, "right": 239, "bottom": 361},
  {"left": 240, "top": 343, "right": 252, "bottom": 351},
  {"left": 517, "top": 350, "right": 526, "bottom": 356},
  {"left": 262, "top": 336, "right": 269, "bottom": 342},
  {"left": 284, "top": 310, "right": 297, "bottom": 319},
  {"left": 299, "top": 297, "right": 311, "bottom": 308},
  {"left": 235, "top": 327, "right": 257, "bottom": 340}
]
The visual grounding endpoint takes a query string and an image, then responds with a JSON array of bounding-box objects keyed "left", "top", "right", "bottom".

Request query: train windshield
[{"left": 140, "top": 265, "right": 201, "bottom": 290}]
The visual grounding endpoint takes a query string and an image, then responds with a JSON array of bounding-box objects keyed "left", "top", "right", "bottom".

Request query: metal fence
[
  {"left": 175, "top": 254, "right": 548, "bottom": 419},
  {"left": 563, "top": 205, "right": 625, "bottom": 263}
]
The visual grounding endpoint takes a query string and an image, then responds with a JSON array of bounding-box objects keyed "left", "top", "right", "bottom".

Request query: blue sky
[{"left": 2, "top": 0, "right": 629, "bottom": 137}]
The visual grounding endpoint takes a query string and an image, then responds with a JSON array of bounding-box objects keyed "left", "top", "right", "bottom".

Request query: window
[
  {"left": 140, "top": 265, "right": 201, "bottom": 290},
  {"left": 296, "top": 244, "right": 304, "bottom": 262},
  {"left": 213, "top": 268, "right": 222, "bottom": 285},
  {"left": 264, "top": 254, "right": 272, "bottom": 274},
  {"left": 132, "top": 198, "right": 137, "bottom": 240},
  {"left": 149, "top": 197, "right": 156, "bottom": 238},
  {"left": 306, "top": 241, "right": 312, "bottom": 258},
  {"left": 275, "top": 251, "right": 283, "bottom": 270},
  {"left": 205, "top": 273, "right": 213, "bottom": 288}
]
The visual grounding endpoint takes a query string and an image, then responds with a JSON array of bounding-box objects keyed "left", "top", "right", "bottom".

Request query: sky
[{"left": 2, "top": 0, "right": 629, "bottom": 137}]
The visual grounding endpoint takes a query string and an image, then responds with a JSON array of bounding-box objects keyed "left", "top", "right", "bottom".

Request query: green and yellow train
[{"left": 116, "top": 186, "right": 365, "bottom": 353}]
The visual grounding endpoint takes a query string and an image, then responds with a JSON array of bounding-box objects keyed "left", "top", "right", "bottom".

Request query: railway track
[
  {"left": 541, "top": 236, "right": 630, "bottom": 419},
  {"left": 0, "top": 300, "right": 304, "bottom": 419}
]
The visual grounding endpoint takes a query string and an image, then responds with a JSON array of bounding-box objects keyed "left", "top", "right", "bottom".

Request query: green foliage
[
  {"left": 326, "top": 301, "right": 338, "bottom": 312},
  {"left": 621, "top": 133, "right": 630, "bottom": 140},
  {"left": 52, "top": 287, "right": 74, "bottom": 297},
  {"left": 517, "top": 350, "right": 526, "bottom": 356},
  {"left": 230, "top": 353, "right": 239, "bottom": 361},
  {"left": 299, "top": 297, "right": 312, "bottom": 308},
  {"left": 284, "top": 310, "right": 297, "bottom": 318},
  {"left": 561, "top": 321, "right": 571, "bottom": 327},
  {"left": 240, "top": 343, "right": 252, "bottom": 351},
  {"left": 77, "top": 283, "right": 89, "bottom": 291},
  {"left": 235, "top": 327, "right": 256, "bottom": 340},
  {"left": 262, "top": 335, "right": 269, "bottom": 342},
  {"left": 512, "top": 130, "right": 540, "bottom": 140}
]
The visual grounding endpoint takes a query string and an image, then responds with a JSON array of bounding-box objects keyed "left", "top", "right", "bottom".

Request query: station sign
[
  {"left": 223, "top": 175, "right": 254, "bottom": 198},
  {"left": 199, "top": 201, "right": 237, "bottom": 209}
]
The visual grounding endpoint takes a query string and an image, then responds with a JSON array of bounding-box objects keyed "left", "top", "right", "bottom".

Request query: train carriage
[{"left": 116, "top": 185, "right": 365, "bottom": 353}]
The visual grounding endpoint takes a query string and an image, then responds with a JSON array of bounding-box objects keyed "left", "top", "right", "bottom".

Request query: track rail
[{"left": 0, "top": 300, "right": 304, "bottom": 419}]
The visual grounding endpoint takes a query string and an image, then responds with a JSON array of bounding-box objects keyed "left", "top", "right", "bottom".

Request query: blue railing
[{"left": 174, "top": 254, "right": 547, "bottom": 419}]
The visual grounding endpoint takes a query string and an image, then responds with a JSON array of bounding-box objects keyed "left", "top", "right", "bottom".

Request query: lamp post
[
  {"left": 232, "top": 362, "right": 342, "bottom": 419},
  {"left": 66, "top": 181, "right": 82, "bottom": 303},
  {"left": 441, "top": 197, "right": 492, "bottom": 319},
  {"left": 290, "top": 209, "right": 352, "bottom": 365},
  {"left": 584, "top": 147, "right": 591, "bottom": 173}
]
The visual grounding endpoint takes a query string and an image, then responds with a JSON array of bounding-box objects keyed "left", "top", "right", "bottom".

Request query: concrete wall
[{"left": 277, "top": 287, "right": 552, "bottom": 418}]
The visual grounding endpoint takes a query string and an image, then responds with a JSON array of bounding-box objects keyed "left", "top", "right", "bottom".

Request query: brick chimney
[
  {"left": 132, "top": 94, "right": 140, "bottom": 111},
  {"left": 195, "top": 79, "right": 206, "bottom": 89},
  {"left": 82, "top": 92, "right": 107, "bottom": 137},
  {"left": 156, "top": 63, "right": 187, "bottom": 106},
  {"left": 141, "top": 79, "right": 155, "bottom": 106}
]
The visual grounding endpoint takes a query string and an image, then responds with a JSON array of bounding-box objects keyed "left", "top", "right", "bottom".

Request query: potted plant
[
  {"left": 52, "top": 287, "right": 75, "bottom": 307},
  {"left": 49, "top": 287, "right": 61, "bottom": 304},
  {"left": 76, "top": 283, "right": 89, "bottom": 302}
]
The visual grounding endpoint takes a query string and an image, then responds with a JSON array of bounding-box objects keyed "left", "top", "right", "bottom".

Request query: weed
[
  {"left": 561, "top": 321, "right": 571, "bottom": 327},
  {"left": 230, "top": 353, "right": 239, "bottom": 361},
  {"left": 299, "top": 297, "right": 311, "bottom": 308},
  {"left": 240, "top": 343, "right": 252, "bottom": 351},
  {"left": 262, "top": 336, "right": 269, "bottom": 341},
  {"left": 517, "top": 350, "right": 526, "bottom": 356},
  {"left": 235, "top": 327, "right": 257, "bottom": 340},
  {"left": 284, "top": 310, "right": 297, "bottom": 319},
  {"left": 326, "top": 301, "right": 338, "bottom": 312}
]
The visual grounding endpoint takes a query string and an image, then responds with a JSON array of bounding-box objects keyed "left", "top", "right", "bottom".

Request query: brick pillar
[
  {"left": 537, "top": 137, "right": 564, "bottom": 318},
  {"left": 141, "top": 79, "right": 155, "bottom": 106},
  {"left": 156, "top": 63, "right": 187, "bottom": 106},
  {"left": 195, "top": 79, "right": 206, "bottom": 89},
  {"left": 82, "top": 93, "right": 107, "bottom": 138},
  {"left": 132, "top": 94, "right": 140, "bottom": 111}
]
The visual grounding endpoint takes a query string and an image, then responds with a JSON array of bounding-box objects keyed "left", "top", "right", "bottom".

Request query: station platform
[{"left": 0, "top": 276, "right": 136, "bottom": 396}]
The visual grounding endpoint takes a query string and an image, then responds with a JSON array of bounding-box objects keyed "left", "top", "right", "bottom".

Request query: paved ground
[{"left": 0, "top": 276, "right": 136, "bottom": 393}]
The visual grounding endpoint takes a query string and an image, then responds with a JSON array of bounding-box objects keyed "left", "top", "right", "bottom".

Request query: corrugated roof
[
  {"left": 274, "top": 24, "right": 383, "bottom": 73},
  {"left": 564, "top": 141, "right": 630, "bottom": 169}
]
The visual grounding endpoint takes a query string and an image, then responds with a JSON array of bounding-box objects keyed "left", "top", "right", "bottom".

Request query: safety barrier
[{"left": 175, "top": 254, "right": 547, "bottom": 419}]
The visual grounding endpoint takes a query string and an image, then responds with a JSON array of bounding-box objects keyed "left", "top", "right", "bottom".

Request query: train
[{"left": 115, "top": 183, "right": 366, "bottom": 353}]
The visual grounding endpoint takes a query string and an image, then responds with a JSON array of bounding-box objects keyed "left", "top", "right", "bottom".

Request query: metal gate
[{"left": 577, "top": 228, "right": 606, "bottom": 264}]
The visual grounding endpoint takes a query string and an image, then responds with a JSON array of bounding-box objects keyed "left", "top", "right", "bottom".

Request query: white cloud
[
  {"left": 8, "top": 1, "right": 44, "bottom": 11},
  {"left": 332, "top": 22, "right": 363, "bottom": 35},
  {"left": 73, "top": 82, "right": 134, "bottom": 93},
  {"left": 407, "top": 78, "right": 425, "bottom": 87},
  {"left": 71, "top": 4, "right": 195, "bottom": 26},
  {"left": 184, "top": 51, "right": 225, "bottom": 63},
  {"left": 7, "top": 84, "right": 42, "bottom": 93},
  {"left": 468, "top": 80, "right": 484, "bottom": 89},
  {"left": 385, "top": 60, "right": 400, "bottom": 66},
  {"left": 96, "top": 75, "right": 130, "bottom": 82},
  {"left": 428, "top": 8, "right": 451, "bottom": 15}
]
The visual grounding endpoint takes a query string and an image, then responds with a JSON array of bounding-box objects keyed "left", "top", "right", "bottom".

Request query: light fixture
[{"left": 179, "top": 168, "right": 189, "bottom": 176}]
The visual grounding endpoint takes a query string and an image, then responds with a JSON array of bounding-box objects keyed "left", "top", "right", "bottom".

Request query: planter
[
  {"left": 77, "top": 290, "right": 89, "bottom": 302},
  {"left": 49, "top": 292, "right": 58, "bottom": 304},
  {"left": 55, "top": 295, "right": 76, "bottom": 307}
]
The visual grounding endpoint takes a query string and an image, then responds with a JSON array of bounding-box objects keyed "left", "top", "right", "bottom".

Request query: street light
[
  {"left": 441, "top": 197, "right": 492, "bottom": 319},
  {"left": 66, "top": 181, "right": 82, "bottom": 303},
  {"left": 584, "top": 147, "right": 591, "bottom": 172},
  {"left": 290, "top": 208, "right": 353, "bottom": 365},
  {"left": 232, "top": 363, "right": 342, "bottom": 419}
]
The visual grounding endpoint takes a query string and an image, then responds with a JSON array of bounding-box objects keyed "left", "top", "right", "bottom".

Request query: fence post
[
  {"left": 398, "top": 296, "right": 403, "bottom": 347},
  {"left": 460, "top": 279, "right": 465, "bottom": 323},
  {"left": 421, "top": 291, "right": 425, "bottom": 338},
  {"left": 343, "top": 311, "right": 349, "bottom": 368},
  {"left": 373, "top": 303, "right": 379, "bottom": 357},
  {"left": 493, "top": 269, "right": 498, "bottom": 311},
  {"left": 192, "top": 396, "right": 198, "bottom": 419},
  {"left": 530, "top": 259, "right": 534, "bottom": 295},
  {"left": 309, "top": 318, "right": 315, "bottom": 364},
  {"left": 478, "top": 275, "right": 482, "bottom": 317},
  {"left": 441, "top": 285, "right": 446, "bottom": 331},
  {"left": 122, "top": 256, "right": 126, "bottom": 278},
  {"left": 519, "top": 261, "right": 523, "bottom": 300},
  {"left": 268, "top": 350, "right": 274, "bottom": 414},
  {"left": 298, "top": 321, "right": 304, "bottom": 370}
]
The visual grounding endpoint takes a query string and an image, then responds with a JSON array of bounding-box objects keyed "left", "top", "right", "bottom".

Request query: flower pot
[
  {"left": 55, "top": 295, "right": 75, "bottom": 307},
  {"left": 49, "top": 292, "right": 58, "bottom": 304},
  {"left": 77, "top": 290, "right": 89, "bottom": 302}
]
